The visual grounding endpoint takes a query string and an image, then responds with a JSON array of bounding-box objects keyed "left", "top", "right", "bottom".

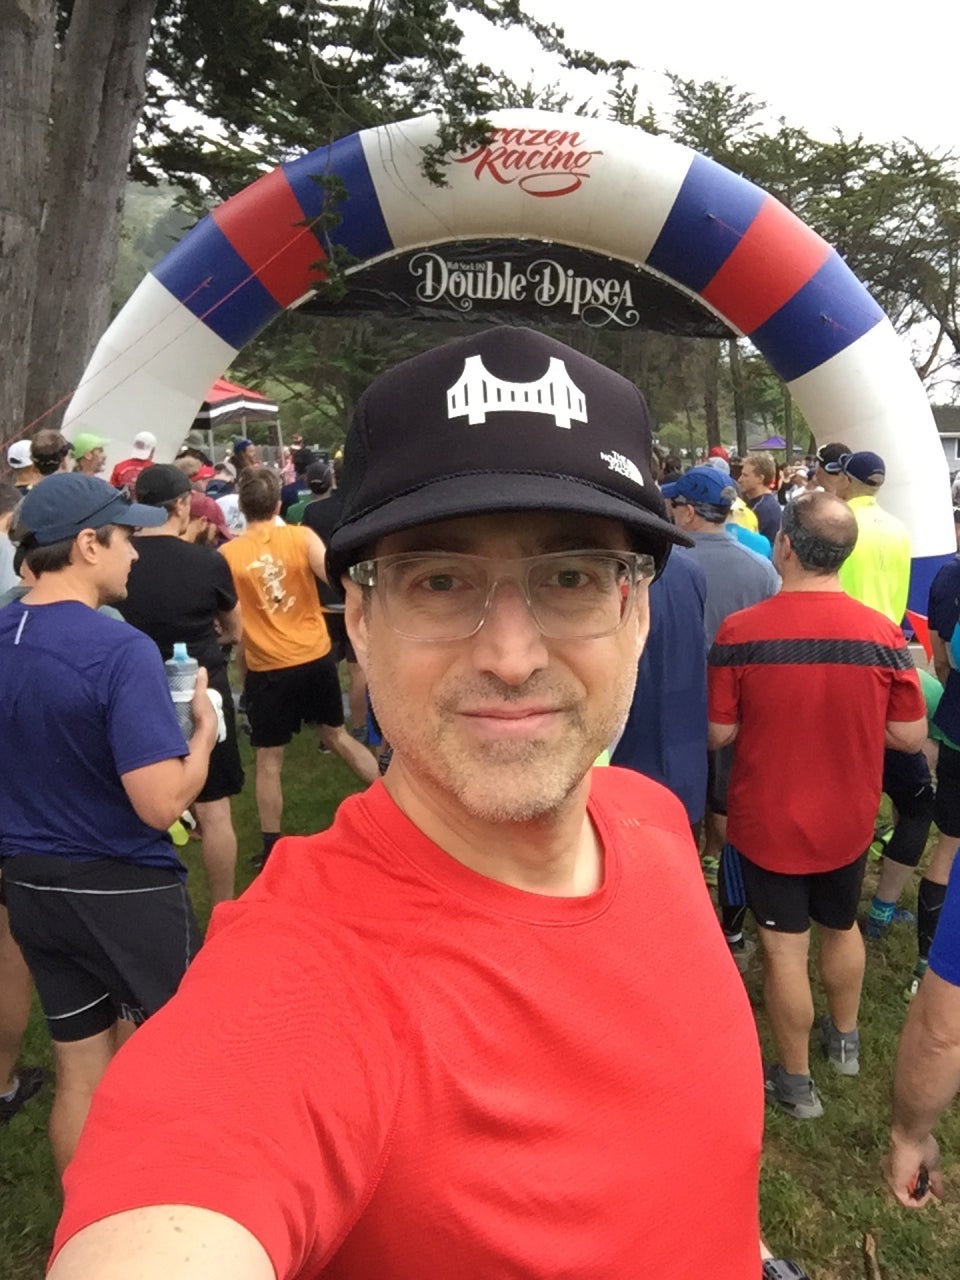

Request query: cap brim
[
  {"left": 112, "top": 501, "right": 168, "bottom": 530},
  {"left": 326, "top": 472, "right": 690, "bottom": 582}
]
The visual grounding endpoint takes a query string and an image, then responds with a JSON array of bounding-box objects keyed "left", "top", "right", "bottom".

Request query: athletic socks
[
  {"left": 261, "top": 831, "right": 282, "bottom": 864},
  {"left": 866, "top": 897, "right": 896, "bottom": 938},
  {"left": 917, "top": 877, "right": 948, "bottom": 960}
]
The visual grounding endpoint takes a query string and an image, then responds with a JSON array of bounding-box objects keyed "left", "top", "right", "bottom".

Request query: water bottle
[{"left": 164, "top": 642, "right": 198, "bottom": 740}]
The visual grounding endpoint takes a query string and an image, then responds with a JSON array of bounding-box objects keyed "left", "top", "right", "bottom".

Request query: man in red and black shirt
[{"left": 709, "top": 490, "right": 926, "bottom": 1120}]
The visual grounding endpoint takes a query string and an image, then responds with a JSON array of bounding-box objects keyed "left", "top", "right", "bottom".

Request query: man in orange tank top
[{"left": 220, "top": 468, "right": 378, "bottom": 868}]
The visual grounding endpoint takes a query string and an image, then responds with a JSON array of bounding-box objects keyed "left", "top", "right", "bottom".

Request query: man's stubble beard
[{"left": 373, "top": 662, "right": 638, "bottom": 827}]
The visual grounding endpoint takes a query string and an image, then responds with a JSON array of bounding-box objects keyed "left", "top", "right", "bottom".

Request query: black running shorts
[
  {"left": 737, "top": 848, "right": 868, "bottom": 934},
  {"left": 3, "top": 854, "right": 199, "bottom": 1042},
  {"left": 244, "top": 654, "right": 345, "bottom": 748},
  {"left": 197, "top": 665, "right": 245, "bottom": 802},
  {"left": 322, "top": 609, "right": 357, "bottom": 666}
]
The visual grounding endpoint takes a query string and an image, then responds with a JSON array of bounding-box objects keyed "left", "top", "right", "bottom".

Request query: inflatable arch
[{"left": 63, "top": 109, "right": 952, "bottom": 608}]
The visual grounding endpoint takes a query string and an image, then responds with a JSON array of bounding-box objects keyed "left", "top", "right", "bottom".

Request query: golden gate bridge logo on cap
[
  {"left": 454, "top": 127, "right": 603, "bottom": 198},
  {"left": 447, "top": 356, "right": 588, "bottom": 429}
]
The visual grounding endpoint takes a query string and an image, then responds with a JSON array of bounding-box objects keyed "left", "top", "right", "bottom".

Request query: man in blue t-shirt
[
  {"left": 612, "top": 548, "right": 708, "bottom": 828},
  {"left": 0, "top": 473, "right": 218, "bottom": 1174},
  {"left": 886, "top": 852, "right": 960, "bottom": 1207},
  {"left": 909, "top": 556, "right": 960, "bottom": 997},
  {"left": 661, "top": 464, "right": 780, "bottom": 967},
  {"left": 738, "top": 453, "right": 783, "bottom": 547}
]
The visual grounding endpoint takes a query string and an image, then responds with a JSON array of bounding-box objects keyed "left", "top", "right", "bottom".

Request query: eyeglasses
[{"left": 348, "top": 549, "right": 655, "bottom": 642}]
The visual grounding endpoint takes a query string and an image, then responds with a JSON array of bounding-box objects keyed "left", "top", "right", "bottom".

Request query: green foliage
[{"left": 135, "top": 0, "right": 625, "bottom": 209}]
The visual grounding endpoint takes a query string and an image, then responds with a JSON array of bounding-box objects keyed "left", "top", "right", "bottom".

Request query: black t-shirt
[
  {"left": 303, "top": 493, "right": 343, "bottom": 609},
  {"left": 120, "top": 536, "right": 237, "bottom": 671}
]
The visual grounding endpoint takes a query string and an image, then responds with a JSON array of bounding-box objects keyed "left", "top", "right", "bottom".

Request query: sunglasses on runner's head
[
  {"left": 348, "top": 548, "right": 656, "bottom": 642},
  {"left": 815, "top": 450, "right": 844, "bottom": 474}
]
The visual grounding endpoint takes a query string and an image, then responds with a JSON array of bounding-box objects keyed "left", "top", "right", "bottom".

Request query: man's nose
[{"left": 469, "top": 580, "right": 550, "bottom": 685}]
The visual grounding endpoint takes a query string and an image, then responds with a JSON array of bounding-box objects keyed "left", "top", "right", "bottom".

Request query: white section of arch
[
  {"left": 787, "top": 319, "right": 951, "bottom": 559},
  {"left": 62, "top": 275, "right": 236, "bottom": 469},
  {"left": 359, "top": 111, "right": 694, "bottom": 264}
]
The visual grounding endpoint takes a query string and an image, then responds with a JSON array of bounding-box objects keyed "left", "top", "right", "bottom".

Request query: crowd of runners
[{"left": 1, "top": 329, "right": 959, "bottom": 1277}]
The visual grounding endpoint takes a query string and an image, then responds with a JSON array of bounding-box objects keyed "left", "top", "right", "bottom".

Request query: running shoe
[
  {"left": 727, "top": 935, "right": 757, "bottom": 973},
  {"left": 905, "top": 960, "right": 929, "bottom": 1002},
  {"left": 819, "top": 1015, "right": 860, "bottom": 1076},
  {"left": 0, "top": 1067, "right": 45, "bottom": 1125},
  {"left": 764, "top": 1063, "right": 824, "bottom": 1120}
]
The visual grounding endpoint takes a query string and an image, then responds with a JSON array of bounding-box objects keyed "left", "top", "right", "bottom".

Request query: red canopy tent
[
  {"left": 193, "top": 377, "right": 279, "bottom": 427},
  {"left": 190, "top": 377, "right": 281, "bottom": 460}
]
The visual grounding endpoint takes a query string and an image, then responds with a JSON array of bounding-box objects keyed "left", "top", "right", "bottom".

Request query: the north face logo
[{"left": 447, "top": 355, "right": 588, "bottom": 429}]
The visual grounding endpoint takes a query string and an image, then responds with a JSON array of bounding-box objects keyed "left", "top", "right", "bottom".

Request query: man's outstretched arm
[
  {"left": 48, "top": 1206, "right": 275, "bottom": 1280},
  {"left": 885, "top": 968, "right": 960, "bottom": 1207}
]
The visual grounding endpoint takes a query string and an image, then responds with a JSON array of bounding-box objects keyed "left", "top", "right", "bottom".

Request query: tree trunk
[
  {"left": 728, "top": 337, "right": 747, "bottom": 458},
  {"left": 782, "top": 381, "right": 794, "bottom": 461},
  {"left": 24, "top": 0, "right": 158, "bottom": 431},
  {"left": 703, "top": 340, "right": 720, "bottom": 451},
  {"left": 0, "top": 0, "right": 57, "bottom": 443}
]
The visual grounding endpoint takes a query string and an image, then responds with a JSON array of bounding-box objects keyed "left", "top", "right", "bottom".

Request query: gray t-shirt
[{"left": 686, "top": 530, "right": 780, "bottom": 645}]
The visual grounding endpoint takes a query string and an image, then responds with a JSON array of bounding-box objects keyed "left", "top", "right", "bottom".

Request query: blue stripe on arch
[
  {"left": 750, "top": 252, "right": 886, "bottom": 382},
  {"left": 909, "top": 554, "right": 955, "bottom": 616},
  {"left": 282, "top": 132, "right": 393, "bottom": 262},
  {"left": 646, "top": 153, "right": 766, "bottom": 294},
  {"left": 152, "top": 217, "right": 282, "bottom": 349}
]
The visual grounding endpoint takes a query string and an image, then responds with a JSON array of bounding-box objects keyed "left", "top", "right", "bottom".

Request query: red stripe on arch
[
  {"left": 212, "top": 168, "right": 327, "bottom": 307},
  {"left": 701, "top": 197, "right": 831, "bottom": 334}
]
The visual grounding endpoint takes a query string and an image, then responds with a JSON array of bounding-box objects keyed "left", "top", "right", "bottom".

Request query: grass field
[{"left": 2, "top": 739, "right": 959, "bottom": 1279}]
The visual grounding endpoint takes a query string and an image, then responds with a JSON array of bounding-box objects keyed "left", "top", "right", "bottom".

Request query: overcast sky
[{"left": 459, "top": 0, "right": 959, "bottom": 153}]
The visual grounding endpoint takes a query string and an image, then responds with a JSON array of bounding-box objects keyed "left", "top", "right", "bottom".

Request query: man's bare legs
[
  {"left": 757, "top": 926, "right": 813, "bottom": 1075},
  {"left": 195, "top": 798, "right": 237, "bottom": 906},
  {"left": 346, "top": 662, "right": 368, "bottom": 738},
  {"left": 255, "top": 746, "right": 285, "bottom": 835},
  {"left": 0, "top": 906, "right": 34, "bottom": 1094},
  {"left": 316, "top": 724, "right": 379, "bottom": 785},
  {"left": 50, "top": 1024, "right": 122, "bottom": 1176},
  {"left": 253, "top": 729, "right": 377, "bottom": 871},
  {"left": 819, "top": 923, "right": 865, "bottom": 1034},
  {"left": 875, "top": 857, "right": 917, "bottom": 911}
]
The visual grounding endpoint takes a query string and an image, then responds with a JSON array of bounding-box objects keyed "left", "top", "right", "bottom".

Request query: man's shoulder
[
  {"left": 0, "top": 600, "right": 154, "bottom": 671},
  {"left": 931, "top": 556, "right": 960, "bottom": 596},
  {"left": 717, "top": 589, "right": 907, "bottom": 645},
  {"left": 591, "top": 766, "right": 692, "bottom": 837},
  {"left": 854, "top": 497, "right": 909, "bottom": 536},
  {"left": 662, "top": 547, "right": 707, "bottom": 592},
  {"left": 698, "top": 532, "right": 778, "bottom": 579}
]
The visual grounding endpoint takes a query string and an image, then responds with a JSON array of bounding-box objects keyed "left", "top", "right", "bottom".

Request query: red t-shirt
[
  {"left": 109, "top": 456, "right": 152, "bottom": 489},
  {"left": 54, "top": 772, "right": 763, "bottom": 1279},
  {"left": 709, "top": 590, "right": 925, "bottom": 874}
]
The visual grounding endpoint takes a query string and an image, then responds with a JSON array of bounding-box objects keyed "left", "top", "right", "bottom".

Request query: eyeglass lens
[{"left": 372, "top": 550, "right": 651, "bottom": 641}]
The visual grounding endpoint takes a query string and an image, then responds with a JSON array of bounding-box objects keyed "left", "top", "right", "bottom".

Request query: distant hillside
[{"left": 111, "top": 182, "right": 194, "bottom": 313}]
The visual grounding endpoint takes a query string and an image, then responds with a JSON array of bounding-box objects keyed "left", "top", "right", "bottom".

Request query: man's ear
[
  {"left": 343, "top": 579, "right": 369, "bottom": 673},
  {"left": 73, "top": 527, "right": 101, "bottom": 566}
]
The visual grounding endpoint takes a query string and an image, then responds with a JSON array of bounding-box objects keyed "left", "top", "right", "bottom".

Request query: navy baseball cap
[
  {"left": 840, "top": 451, "right": 885, "bottom": 485},
  {"left": 18, "top": 472, "right": 166, "bottom": 546},
  {"left": 325, "top": 327, "right": 691, "bottom": 584},
  {"left": 661, "top": 465, "right": 737, "bottom": 509}
]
